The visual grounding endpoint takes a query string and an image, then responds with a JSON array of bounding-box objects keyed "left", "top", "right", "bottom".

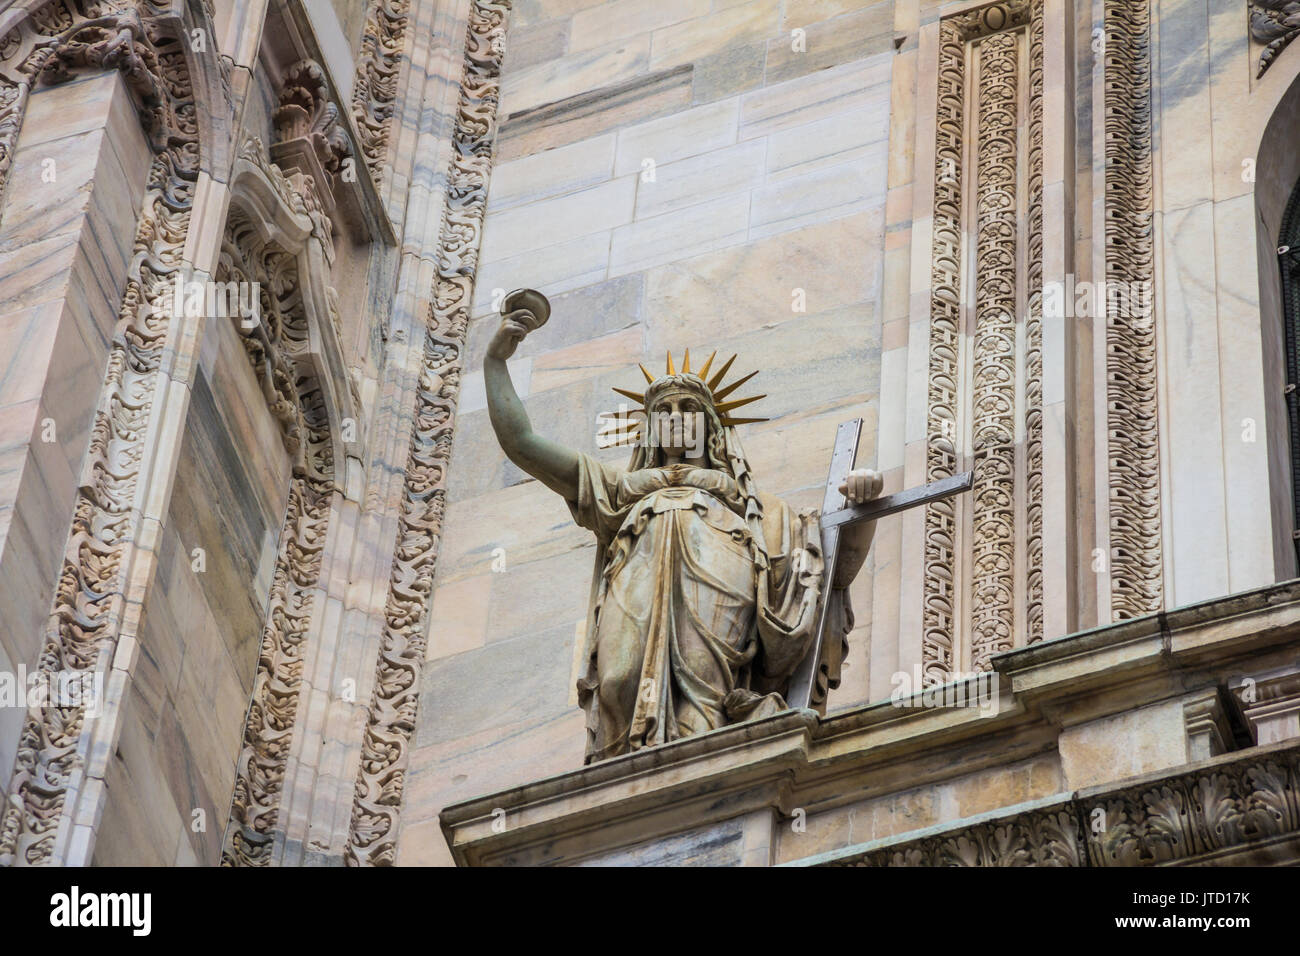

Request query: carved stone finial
[{"left": 273, "top": 59, "right": 353, "bottom": 174}]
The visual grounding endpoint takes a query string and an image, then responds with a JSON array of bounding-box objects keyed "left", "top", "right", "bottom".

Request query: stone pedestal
[{"left": 441, "top": 578, "right": 1300, "bottom": 866}]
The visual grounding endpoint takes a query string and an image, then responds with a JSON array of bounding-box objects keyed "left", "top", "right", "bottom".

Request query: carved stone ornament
[
  {"left": 214, "top": 136, "right": 374, "bottom": 866},
  {"left": 0, "top": 0, "right": 208, "bottom": 867},
  {"left": 921, "top": 1, "right": 1044, "bottom": 681},
  {"left": 344, "top": 0, "right": 514, "bottom": 868},
  {"left": 274, "top": 57, "right": 353, "bottom": 175},
  {"left": 351, "top": 0, "right": 410, "bottom": 185},
  {"left": 1251, "top": 1, "right": 1300, "bottom": 78},
  {"left": 822, "top": 740, "right": 1300, "bottom": 866},
  {"left": 1103, "top": 0, "right": 1162, "bottom": 620}
]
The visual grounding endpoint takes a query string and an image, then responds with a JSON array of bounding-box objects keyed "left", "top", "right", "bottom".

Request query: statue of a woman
[{"left": 484, "top": 296, "right": 883, "bottom": 764}]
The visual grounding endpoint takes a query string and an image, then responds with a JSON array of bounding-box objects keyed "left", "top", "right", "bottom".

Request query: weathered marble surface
[
  {"left": 440, "top": 577, "right": 1300, "bottom": 866},
  {"left": 400, "top": 0, "right": 894, "bottom": 866},
  {"left": 0, "top": 74, "right": 151, "bottom": 794}
]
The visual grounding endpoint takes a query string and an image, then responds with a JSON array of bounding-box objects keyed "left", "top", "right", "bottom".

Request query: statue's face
[{"left": 648, "top": 392, "right": 708, "bottom": 460}]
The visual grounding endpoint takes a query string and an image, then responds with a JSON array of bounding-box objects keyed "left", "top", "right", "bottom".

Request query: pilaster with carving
[
  {"left": 1103, "top": 0, "right": 1161, "bottom": 621},
  {"left": 350, "top": 0, "right": 411, "bottom": 186},
  {"left": 920, "top": 1, "right": 1045, "bottom": 678},
  {"left": 0, "top": 0, "right": 208, "bottom": 867},
  {"left": 344, "top": 0, "right": 511, "bottom": 867},
  {"left": 216, "top": 141, "right": 340, "bottom": 867}
]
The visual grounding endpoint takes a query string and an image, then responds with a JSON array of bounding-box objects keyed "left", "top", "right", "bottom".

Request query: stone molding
[
  {"left": 807, "top": 738, "right": 1300, "bottom": 866},
  {"left": 921, "top": 1, "right": 1045, "bottom": 680},
  {"left": 1103, "top": 0, "right": 1161, "bottom": 621},
  {"left": 350, "top": 0, "right": 411, "bottom": 186},
  {"left": 441, "top": 578, "right": 1300, "bottom": 866},
  {"left": 215, "top": 137, "right": 344, "bottom": 866},
  {"left": 343, "top": 0, "right": 512, "bottom": 867},
  {"left": 0, "top": 0, "right": 211, "bottom": 868}
]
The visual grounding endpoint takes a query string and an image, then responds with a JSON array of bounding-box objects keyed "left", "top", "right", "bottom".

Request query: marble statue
[{"left": 484, "top": 290, "right": 883, "bottom": 763}]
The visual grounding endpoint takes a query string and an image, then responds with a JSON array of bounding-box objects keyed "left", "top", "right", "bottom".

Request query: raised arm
[{"left": 484, "top": 308, "right": 581, "bottom": 502}]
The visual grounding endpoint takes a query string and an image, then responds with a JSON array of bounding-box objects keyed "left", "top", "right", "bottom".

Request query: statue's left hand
[{"left": 838, "top": 468, "right": 883, "bottom": 505}]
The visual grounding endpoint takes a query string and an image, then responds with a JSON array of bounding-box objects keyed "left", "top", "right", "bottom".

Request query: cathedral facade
[{"left": 0, "top": 0, "right": 1298, "bottom": 867}]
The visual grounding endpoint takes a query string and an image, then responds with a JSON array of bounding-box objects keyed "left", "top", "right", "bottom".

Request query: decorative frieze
[
  {"left": 821, "top": 741, "right": 1300, "bottom": 866},
  {"left": 1103, "top": 0, "right": 1161, "bottom": 621},
  {"left": 921, "top": 1, "right": 1045, "bottom": 679},
  {"left": 215, "top": 142, "right": 339, "bottom": 866},
  {"left": 350, "top": 0, "right": 411, "bottom": 185},
  {"left": 1250, "top": 1, "right": 1300, "bottom": 78},
  {"left": 0, "top": 0, "right": 204, "bottom": 867},
  {"left": 344, "top": 0, "right": 512, "bottom": 867}
]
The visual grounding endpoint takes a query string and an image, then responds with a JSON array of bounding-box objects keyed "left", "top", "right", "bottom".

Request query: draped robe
[{"left": 567, "top": 453, "right": 850, "bottom": 763}]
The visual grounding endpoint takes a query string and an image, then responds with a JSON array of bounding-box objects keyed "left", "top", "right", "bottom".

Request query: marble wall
[
  {"left": 398, "top": 0, "right": 898, "bottom": 865},
  {"left": 0, "top": 74, "right": 151, "bottom": 793},
  {"left": 94, "top": 318, "right": 292, "bottom": 865}
]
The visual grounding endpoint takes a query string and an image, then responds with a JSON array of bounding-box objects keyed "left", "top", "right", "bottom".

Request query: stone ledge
[
  {"left": 792, "top": 737, "right": 1300, "bottom": 866},
  {"left": 439, "top": 576, "right": 1300, "bottom": 865}
]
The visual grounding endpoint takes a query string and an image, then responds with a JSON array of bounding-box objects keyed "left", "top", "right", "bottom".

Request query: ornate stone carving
[
  {"left": 275, "top": 58, "right": 352, "bottom": 175},
  {"left": 350, "top": 0, "right": 410, "bottom": 184},
  {"left": 1250, "top": 1, "right": 1300, "bottom": 78},
  {"left": 221, "top": 463, "right": 332, "bottom": 867},
  {"left": 344, "top": 0, "right": 512, "bottom": 868},
  {"left": 1104, "top": 0, "right": 1162, "bottom": 620},
  {"left": 1087, "top": 747, "right": 1300, "bottom": 865},
  {"left": 836, "top": 806, "right": 1084, "bottom": 867},
  {"left": 920, "top": 15, "right": 966, "bottom": 684},
  {"left": 0, "top": 1, "right": 193, "bottom": 215},
  {"left": 1025, "top": 8, "right": 1045, "bottom": 645},
  {"left": 823, "top": 742, "right": 1300, "bottom": 866},
  {"left": 0, "top": 0, "right": 205, "bottom": 867},
  {"left": 970, "top": 29, "right": 1019, "bottom": 671},
  {"left": 215, "top": 139, "right": 344, "bottom": 866},
  {"left": 921, "top": 1, "right": 1044, "bottom": 678}
]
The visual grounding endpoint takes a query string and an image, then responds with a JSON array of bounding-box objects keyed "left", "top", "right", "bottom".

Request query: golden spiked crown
[{"left": 597, "top": 349, "right": 768, "bottom": 448}]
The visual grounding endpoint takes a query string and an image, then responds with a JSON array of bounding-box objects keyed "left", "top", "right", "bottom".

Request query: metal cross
[{"left": 785, "top": 418, "right": 973, "bottom": 710}]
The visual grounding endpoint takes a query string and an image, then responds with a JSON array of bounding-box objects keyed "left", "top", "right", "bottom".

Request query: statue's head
[{"left": 602, "top": 350, "right": 767, "bottom": 467}]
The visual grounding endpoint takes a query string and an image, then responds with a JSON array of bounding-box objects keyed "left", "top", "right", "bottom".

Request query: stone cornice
[
  {"left": 795, "top": 737, "right": 1300, "bottom": 866},
  {"left": 440, "top": 577, "right": 1300, "bottom": 866}
]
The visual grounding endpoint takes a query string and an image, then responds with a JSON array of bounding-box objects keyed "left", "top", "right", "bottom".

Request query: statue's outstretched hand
[
  {"left": 838, "top": 468, "right": 883, "bottom": 505},
  {"left": 486, "top": 308, "right": 546, "bottom": 361}
]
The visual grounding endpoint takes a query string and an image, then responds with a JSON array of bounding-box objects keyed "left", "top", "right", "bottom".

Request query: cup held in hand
[{"left": 502, "top": 288, "right": 551, "bottom": 329}]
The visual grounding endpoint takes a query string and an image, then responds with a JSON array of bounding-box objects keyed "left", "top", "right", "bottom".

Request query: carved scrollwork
[
  {"left": 922, "top": 1, "right": 1044, "bottom": 679},
  {"left": 344, "top": 0, "right": 512, "bottom": 867},
  {"left": 0, "top": 0, "right": 208, "bottom": 867},
  {"left": 835, "top": 806, "right": 1084, "bottom": 867},
  {"left": 1250, "top": 1, "right": 1300, "bottom": 78},
  {"left": 970, "top": 29, "right": 1019, "bottom": 671},
  {"left": 1104, "top": 0, "right": 1162, "bottom": 621},
  {"left": 350, "top": 0, "right": 410, "bottom": 185},
  {"left": 275, "top": 58, "right": 353, "bottom": 175},
  {"left": 215, "top": 139, "right": 345, "bottom": 866},
  {"left": 825, "top": 743, "right": 1300, "bottom": 866},
  {"left": 1086, "top": 750, "right": 1300, "bottom": 865}
]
